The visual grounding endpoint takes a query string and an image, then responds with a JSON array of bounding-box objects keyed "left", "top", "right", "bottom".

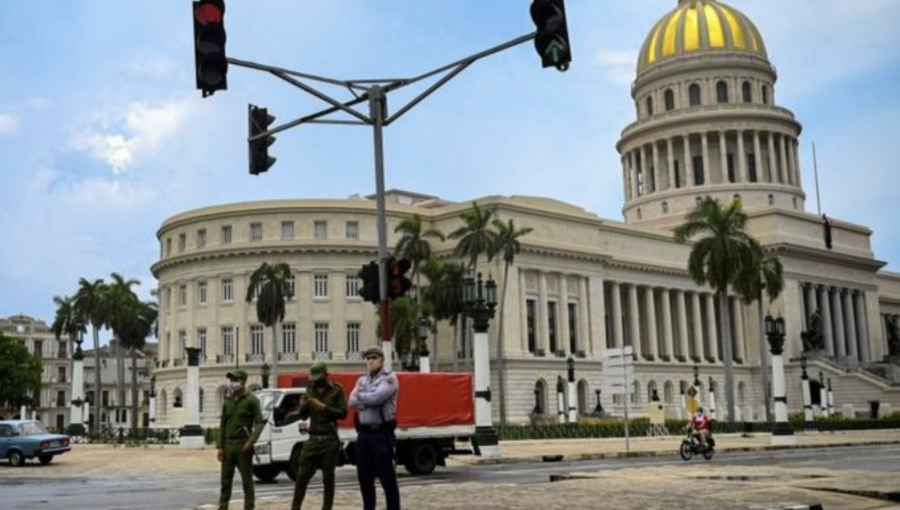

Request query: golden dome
[{"left": 638, "top": 0, "right": 767, "bottom": 75}]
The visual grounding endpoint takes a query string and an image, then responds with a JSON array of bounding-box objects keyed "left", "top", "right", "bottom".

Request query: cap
[
  {"left": 364, "top": 345, "right": 384, "bottom": 358},
  {"left": 309, "top": 362, "right": 328, "bottom": 381},
  {"left": 226, "top": 369, "right": 248, "bottom": 381}
]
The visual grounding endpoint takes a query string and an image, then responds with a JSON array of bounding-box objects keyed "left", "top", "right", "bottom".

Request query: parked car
[{"left": 0, "top": 420, "right": 71, "bottom": 466}]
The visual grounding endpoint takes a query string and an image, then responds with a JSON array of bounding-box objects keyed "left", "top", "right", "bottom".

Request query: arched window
[
  {"left": 716, "top": 81, "right": 729, "bottom": 104},
  {"left": 762, "top": 85, "right": 770, "bottom": 105},
  {"left": 665, "top": 88, "right": 675, "bottom": 111},
  {"left": 664, "top": 381, "right": 675, "bottom": 404},
  {"left": 173, "top": 388, "right": 183, "bottom": 408},
  {"left": 647, "top": 380, "right": 659, "bottom": 402},
  {"left": 742, "top": 81, "right": 752, "bottom": 103},
  {"left": 689, "top": 84, "right": 702, "bottom": 106},
  {"left": 533, "top": 380, "right": 547, "bottom": 416},
  {"left": 646, "top": 96, "right": 654, "bottom": 116}
]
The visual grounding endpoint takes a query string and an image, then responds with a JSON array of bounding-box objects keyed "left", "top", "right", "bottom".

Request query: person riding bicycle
[{"left": 689, "top": 407, "right": 711, "bottom": 449}]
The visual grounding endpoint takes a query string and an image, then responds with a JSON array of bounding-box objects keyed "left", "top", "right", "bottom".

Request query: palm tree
[
  {"left": 674, "top": 198, "right": 760, "bottom": 421},
  {"left": 118, "top": 299, "right": 158, "bottom": 430},
  {"left": 389, "top": 296, "right": 421, "bottom": 368},
  {"left": 394, "top": 214, "right": 445, "bottom": 299},
  {"left": 74, "top": 278, "right": 108, "bottom": 430},
  {"left": 734, "top": 241, "right": 784, "bottom": 423},
  {"left": 247, "top": 262, "right": 293, "bottom": 387},
  {"left": 423, "top": 260, "right": 467, "bottom": 371},
  {"left": 492, "top": 218, "right": 533, "bottom": 425},
  {"left": 52, "top": 295, "right": 86, "bottom": 354},
  {"left": 106, "top": 273, "right": 140, "bottom": 427}
]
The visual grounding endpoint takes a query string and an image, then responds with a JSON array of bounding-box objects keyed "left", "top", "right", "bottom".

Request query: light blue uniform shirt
[{"left": 348, "top": 369, "right": 398, "bottom": 425}]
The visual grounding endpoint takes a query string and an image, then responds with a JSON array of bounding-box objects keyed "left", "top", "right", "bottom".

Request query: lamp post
[
  {"left": 531, "top": 387, "right": 543, "bottom": 416},
  {"left": 417, "top": 316, "right": 431, "bottom": 373},
  {"left": 707, "top": 376, "right": 718, "bottom": 421},
  {"left": 566, "top": 357, "right": 577, "bottom": 423},
  {"left": 148, "top": 375, "right": 157, "bottom": 427},
  {"left": 70, "top": 335, "right": 85, "bottom": 431},
  {"left": 592, "top": 389, "right": 605, "bottom": 417},
  {"left": 818, "top": 370, "right": 829, "bottom": 417},
  {"left": 180, "top": 347, "right": 204, "bottom": 449},
  {"left": 462, "top": 272, "right": 500, "bottom": 457},
  {"left": 800, "top": 357, "right": 813, "bottom": 424},
  {"left": 765, "top": 314, "right": 795, "bottom": 445},
  {"left": 261, "top": 362, "right": 270, "bottom": 389},
  {"left": 827, "top": 378, "right": 835, "bottom": 416},
  {"left": 556, "top": 376, "right": 566, "bottom": 424}
]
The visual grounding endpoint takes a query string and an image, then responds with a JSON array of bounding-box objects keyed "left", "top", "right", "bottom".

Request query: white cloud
[
  {"left": 0, "top": 111, "right": 19, "bottom": 135},
  {"left": 594, "top": 49, "right": 637, "bottom": 85}
]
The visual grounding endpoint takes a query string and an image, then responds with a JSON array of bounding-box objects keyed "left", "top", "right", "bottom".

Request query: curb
[{"left": 759, "top": 505, "right": 824, "bottom": 510}]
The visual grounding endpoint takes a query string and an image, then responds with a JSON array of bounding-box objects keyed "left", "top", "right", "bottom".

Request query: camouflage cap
[
  {"left": 308, "top": 362, "right": 328, "bottom": 381},
  {"left": 226, "top": 369, "right": 248, "bottom": 381}
]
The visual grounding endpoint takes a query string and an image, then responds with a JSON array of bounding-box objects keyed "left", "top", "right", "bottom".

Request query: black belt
[
  {"left": 358, "top": 424, "right": 386, "bottom": 432},
  {"left": 307, "top": 431, "right": 337, "bottom": 437}
]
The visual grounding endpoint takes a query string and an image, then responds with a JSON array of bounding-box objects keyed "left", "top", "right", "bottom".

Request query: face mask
[
  {"left": 365, "top": 358, "right": 382, "bottom": 373},
  {"left": 228, "top": 381, "right": 243, "bottom": 392}
]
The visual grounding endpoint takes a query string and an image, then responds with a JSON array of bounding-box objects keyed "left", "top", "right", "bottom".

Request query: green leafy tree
[
  {"left": 449, "top": 202, "right": 499, "bottom": 274},
  {"left": 52, "top": 295, "right": 86, "bottom": 355},
  {"left": 247, "top": 262, "right": 294, "bottom": 386},
  {"left": 0, "top": 332, "right": 42, "bottom": 414},
  {"left": 389, "top": 296, "right": 421, "bottom": 367},
  {"left": 118, "top": 299, "right": 158, "bottom": 430},
  {"left": 394, "top": 214, "right": 445, "bottom": 298},
  {"left": 492, "top": 218, "right": 533, "bottom": 425},
  {"left": 674, "top": 198, "right": 760, "bottom": 421},
  {"left": 106, "top": 272, "right": 140, "bottom": 427},
  {"left": 75, "top": 277, "right": 108, "bottom": 430},
  {"left": 421, "top": 259, "right": 466, "bottom": 371}
]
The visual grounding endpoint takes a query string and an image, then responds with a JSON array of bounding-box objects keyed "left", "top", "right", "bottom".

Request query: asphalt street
[{"left": 2, "top": 444, "right": 898, "bottom": 510}]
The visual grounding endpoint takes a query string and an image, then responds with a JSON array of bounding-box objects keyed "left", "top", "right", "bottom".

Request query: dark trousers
[
  {"left": 291, "top": 436, "right": 341, "bottom": 510},
  {"left": 355, "top": 429, "right": 400, "bottom": 510},
  {"left": 219, "top": 443, "right": 255, "bottom": 510}
]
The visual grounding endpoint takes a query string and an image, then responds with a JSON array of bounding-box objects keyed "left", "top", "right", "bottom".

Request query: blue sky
[{"left": 1, "top": 0, "right": 899, "bottom": 330}]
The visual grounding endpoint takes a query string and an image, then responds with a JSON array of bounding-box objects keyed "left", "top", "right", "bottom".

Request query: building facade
[{"left": 150, "top": 0, "right": 900, "bottom": 427}]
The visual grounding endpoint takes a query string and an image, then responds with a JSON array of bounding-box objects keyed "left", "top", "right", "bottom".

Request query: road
[{"left": 2, "top": 444, "right": 898, "bottom": 510}]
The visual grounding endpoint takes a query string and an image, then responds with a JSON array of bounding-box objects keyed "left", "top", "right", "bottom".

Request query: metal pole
[
  {"left": 623, "top": 352, "right": 630, "bottom": 453},
  {"left": 369, "top": 86, "right": 393, "bottom": 372},
  {"left": 813, "top": 141, "right": 822, "bottom": 215}
]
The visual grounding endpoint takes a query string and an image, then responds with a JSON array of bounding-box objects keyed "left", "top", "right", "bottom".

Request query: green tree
[
  {"left": 394, "top": 214, "right": 445, "bottom": 298},
  {"left": 118, "top": 299, "right": 158, "bottom": 430},
  {"left": 389, "top": 296, "right": 421, "bottom": 367},
  {"left": 492, "top": 218, "right": 533, "bottom": 425},
  {"left": 0, "top": 332, "right": 42, "bottom": 415},
  {"left": 106, "top": 272, "right": 140, "bottom": 427},
  {"left": 52, "top": 295, "right": 86, "bottom": 355},
  {"left": 674, "top": 198, "right": 760, "bottom": 421},
  {"left": 247, "top": 262, "right": 294, "bottom": 387},
  {"left": 449, "top": 202, "right": 499, "bottom": 274},
  {"left": 75, "top": 277, "right": 108, "bottom": 430},
  {"left": 421, "top": 259, "right": 466, "bottom": 371}
]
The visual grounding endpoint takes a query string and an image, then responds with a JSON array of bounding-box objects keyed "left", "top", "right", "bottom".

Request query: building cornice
[{"left": 768, "top": 242, "right": 885, "bottom": 272}]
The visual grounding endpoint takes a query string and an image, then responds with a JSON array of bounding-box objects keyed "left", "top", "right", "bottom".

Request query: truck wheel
[
  {"left": 287, "top": 445, "right": 303, "bottom": 482},
  {"left": 253, "top": 464, "right": 280, "bottom": 483},
  {"left": 8, "top": 450, "right": 25, "bottom": 467},
  {"left": 38, "top": 454, "right": 54, "bottom": 465},
  {"left": 404, "top": 442, "right": 438, "bottom": 475}
]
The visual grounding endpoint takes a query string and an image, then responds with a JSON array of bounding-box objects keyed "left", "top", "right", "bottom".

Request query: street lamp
[
  {"left": 592, "top": 389, "right": 605, "bottom": 417},
  {"left": 261, "top": 362, "right": 271, "bottom": 389},
  {"left": 818, "top": 370, "right": 829, "bottom": 417},
  {"left": 532, "top": 387, "right": 543, "bottom": 416},
  {"left": 566, "top": 357, "right": 576, "bottom": 423},
  {"left": 462, "top": 272, "right": 499, "bottom": 457},
  {"left": 800, "top": 356, "right": 813, "bottom": 423},
  {"left": 693, "top": 365, "right": 701, "bottom": 387},
  {"left": 417, "top": 316, "right": 431, "bottom": 373},
  {"left": 765, "top": 313, "right": 795, "bottom": 444}
]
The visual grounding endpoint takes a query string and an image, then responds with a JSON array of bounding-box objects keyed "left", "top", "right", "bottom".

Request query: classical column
[
  {"left": 792, "top": 138, "right": 803, "bottom": 188},
  {"left": 706, "top": 294, "right": 719, "bottom": 362},
  {"left": 661, "top": 289, "right": 675, "bottom": 360},
  {"left": 180, "top": 347, "right": 204, "bottom": 449},
  {"left": 611, "top": 282, "right": 624, "bottom": 348},
  {"left": 843, "top": 290, "right": 858, "bottom": 361},
  {"left": 701, "top": 132, "right": 710, "bottom": 184},
  {"left": 652, "top": 141, "right": 661, "bottom": 194},
  {"left": 627, "top": 284, "right": 642, "bottom": 358},
  {"left": 768, "top": 132, "right": 779, "bottom": 184},
  {"left": 719, "top": 130, "right": 729, "bottom": 183},
  {"left": 629, "top": 151, "right": 639, "bottom": 199},
  {"left": 588, "top": 277, "right": 604, "bottom": 356},
  {"left": 691, "top": 292, "right": 704, "bottom": 362},
  {"left": 677, "top": 291, "right": 690, "bottom": 361},
  {"left": 801, "top": 360, "right": 813, "bottom": 423},
  {"left": 683, "top": 135, "right": 694, "bottom": 187},
  {"left": 645, "top": 287, "right": 659, "bottom": 360},
  {"left": 70, "top": 338, "right": 86, "bottom": 429},
  {"left": 820, "top": 286, "right": 835, "bottom": 355},
  {"left": 579, "top": 277, "right": 591, "bottom": 356},
  {"left": 640, "top": 145, "right": 649, "bottom": 194},
  {"left": 519, "top": 270, "right": 528, "bottom": 353},
  {"left": 667, "top": 137, "right": 676, "bottom": 189},
  {"left": 778, "top": 133, "right": 790, "bottom": 184},
  {"left": 804, "top": 284, "right": 818, "bottom": 327},
  {"left": 559, "top": 274, "right": 571, "bottom": 353},
  {"left": 538, "top": 272, "right": 550, "bottom": 353},
  {"left": 832, "top": 287, "right": 846, "bottom": 357},
  {"left": 854, "top": 292, "right": 871, "bottom": 362},
  {"left": 732, "top": 298, "right": 746, "bottom": 362},
  {"left": 735, "top": 130, "right": 746, "bottom": 183},
  {"left": 622, "top": 157, "right": 631, "bottom": 201},
  {"left": 753, "top": 130, "right": 764, "bottom": 182}
]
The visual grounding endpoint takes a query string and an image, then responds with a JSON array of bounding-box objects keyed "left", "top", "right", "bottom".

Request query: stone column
[
  {"left": 588, "top": 277, "right": 605, "bottom": 357},
  {"left": 854, "top": 292, "right": 871, "bottom": 362},
  {"left": 683, "top": 135, "right": 694, "bottom": 187},
  {"left": 646, "top": 287, "right": 659, "bottom": 361},
  {"left": 732, "top": 298, "right": 746, "bottom": 362},
  {"left": 778, "top": 133, "right": 790, "bottom": 184},
  {"left": 691, "top": 292, "right": 704, "bottom": 362},
  {"left": 768, "top": 132, "right": 779, "bottom": 184},
  {"left": 559, "top": 274, "right": 571, "bottom": 353},
  {"left": 832, "top": 288, "right": 846, "bottom": 357},
  {"left": 652, "top": 141, "right": 661, "bottom": 194},
  {"left": 70, "top": 340, "right": 86, "bottom": 429},
  {"left": 640, "top": 145, "right": 649, "bottom": 195},
  {"left": 519, "top": 270, "right": 529, "bottom": 353},
  {"left": 579, "top": 277, "right": 591, "bottom": 355},
  {"left": 538, "top": 272, "right": 549, "bottom": 353},
  {"left": 719, "top": 130, "right": 729, "bottom": 183},
  {"left": 792, "top": 138, "right": 803, "bottom": 188},
  {"left": 662, "top": 289, "right": 675, "bottom": 360},
  {"left": 611, "top": 282, "right": 624, "bottom": 348},
  {"left": 180, "top": 347, "right": 204, "bottom": 449},
  {"left": 629, "top": 151, "right": 639, "bottom": 199},
  {"left": 706, "top": 294, "right": 719, "bottom": 362},
  {"left": 628, "top": 284, "right": 642, "bottom": 358},
  {"left": 667, "top": 138, "right": 676, "bottom": 189},
  {"left": 622, "top": 157, "right": 631, "bottom": 201},
  {"left": 701, "top": 132, "right": 710, "bottom": 184},
  {"left": 820, "top": 286, "right": 835, "bottom": 355},
  {"left": 736, "top": 130, "right": 748, "bottom": 183},
  {"left": 753, "top": 130, "right": 764, "bottom": 182},
  {"left": 804, "top": 284, "right": 818, "bottom": 327},
  {"left": 677, "top": 290, "right": 690, "bottom": 361},
  {"left": 843, "top": 290, "right": 859, "bottom": 361}
]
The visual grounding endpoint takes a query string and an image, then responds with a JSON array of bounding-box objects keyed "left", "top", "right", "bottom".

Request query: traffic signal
[
  {"left": 357, "top": 261, "right": 380, "bottom": 304},
  {"left": 193, "top": 0, "right": 228, "bottom": 97},
  {"left": 530, "top": 0, "right": 572, "bottom": 72},
  {"left": 248, "top": 104, "right": 277, "bottom": 175},
  {"left": 387, "top": 258, "right": 412, "bottom": 300}
]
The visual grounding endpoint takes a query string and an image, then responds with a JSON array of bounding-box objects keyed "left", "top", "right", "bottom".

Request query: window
[
  {"left": 762, "top": 85, "right": 770, "bottom": 105},
  {"left": 166, "top": 288, "right": 172, "bottom": 312},
  {"left": 526, "top": 300, "right": 537, "bottom": 354},
  {"left": 674, "top": 160, "right": 681, "bottom": 188},
  {"left": 222, "top": 326, "right": 234, "bottom": 356},
  {"left": 346, "top": 221, "right": 359, "bottom": 239},
  {"left": 727, "top": 154, "right": 735, "bottom": 183},
  {"left": 34, "top": 340, "right": 43, "bottom": 357},
  {"left": 636, "top": 168, "right": 644, "bottom": 196},
  {"left": 250, "top": 325, "right": 264, "bottom": 355},
  {"left": 178, "top": 330, "right": 187, "bottom": 357},
  {"left": 689, "top": 84, "right": 701, "bottom": 106},
  {"left": 742, "top": 81, "right": 752, "bottom": 103},
  {"left": 314, "top": 323, "right": 329, "bottom": 353},
  {"left": 179, "top": 285, "right": 187, "bottom": 307},
  {"left": 346, "top": 275, "right": 360, "bottom": 299},
  {"left": 57, "top": 390, "right": 66, "bottom": 407},
  {"left": 662, "top": 202, "right": 669, "bottom": 214},
  {"left": 198, "top": 328, "right": 207, "bottom": 359},
  {"left": 568, "top": 303, "right": 578, "bottom": 353},
  {"left": 748, "top": 154, "right": 758, "bottom": 182},
  {"left": 548, "top": 302, "right": 558, "bottom": 353},
  {"left": 166, "top": 238, "right": 172, "bottom": 256},
  {"left": 178, "top": 233, "right": 186, "bottom": 252},
  {"left": 222, "top": 278, "right": 234, "bottom": 302},
  {"left": 645, "top": 96, "right": 653, "bottom": 116},
  {"left": 347, "top": 323, "right": 361, "bottom": 354},
  {"left": 664, "top": 88, "right": 675, "bottom": 111},
  {"left": 793, "top": 197, "right": 798, "bottom": 210},
  {"left": 198, "top": 281, "right": 207, "bottom": 305},
  {"left": 314, "top": 221, "right": 327, "bottom": 239},
  {"left": 693, "top": 156, "right": 705, "bottom": 185},
  {"left": 248, "top": 282, "right": 261, "bottom": 301},
  {"left": 197, "top": 229, "right": 207, "bottom": 248},
  {"left": 221, "top": 225, "right": 232, "bottom": 244},
  {"left": 57, "top": 366, "right": 66, "bottom": 383},
  {"left": 281, "top": 221, "right": 294, "bottom": 240},
  {"left": 56, "top": 414, "right": 64, "bottom": 430},
  {"left": 250, "top": 223, "right": 263, "bottom": 242},
  {"left": 57, "top": 340, "right": 67, "bottom": 358},
  {"left": 314, "top": 275, "right": 328, "bottom": 298},
  {"left": 286, "top": 276, "right": 296, "bottom": 300},
  {"left": 199, "top": 388, "right": 205, "bottom": 414},
  {"left": 768, "top": 194, "right": 775, "bottom": 206},
  {"left": 282, "top": 323, "right": 297, "bottom": 353},
  {"left": 716, "top": 81, "right": 728, "bottom": 104}
]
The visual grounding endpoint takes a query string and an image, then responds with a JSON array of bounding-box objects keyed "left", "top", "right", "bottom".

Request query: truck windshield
[
  {"left": 255, "top": 390, "right": 281, "bottom": 419},
  {"left": 20, "top": 421, "right": 50, "bottom": 436}
]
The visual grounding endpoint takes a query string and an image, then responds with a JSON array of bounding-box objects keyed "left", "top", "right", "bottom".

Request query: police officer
[
  {"left": 290, "top": 362, "right": 348, "bottom": 510},
  {"left": 217, "top": 369, "right": 264, "bottom": 510},
  {"left": 349, "top": 346, "right": 401, "bottom": 510}
]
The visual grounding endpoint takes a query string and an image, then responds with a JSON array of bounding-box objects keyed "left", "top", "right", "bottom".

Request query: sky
[{"left": 1, "top": 0, "right": 899, "bottom": 333}]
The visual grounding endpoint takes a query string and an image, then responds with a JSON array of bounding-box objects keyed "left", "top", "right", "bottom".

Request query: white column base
[
  {"left": 419, "top": 357, "right": 430, "bottom": 374},
  {"left": 770, "top": 434, "right": 797, "bottom": 446},
  {"left": 179, "top": 435, "right": 206, "bottom": 449}
]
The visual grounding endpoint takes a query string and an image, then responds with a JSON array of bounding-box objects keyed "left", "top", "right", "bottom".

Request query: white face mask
[
  {"left": 365, "top": 357, "right": 383, "bottom": 373},
  {"left": 228, "top": 381, "right": 243, "bottom": 392}
]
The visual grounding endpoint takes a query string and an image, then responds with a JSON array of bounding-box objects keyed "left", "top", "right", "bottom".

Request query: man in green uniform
[
  {"left": 217, "top": 369, "right": 264, "bottom": 510},
  {"left": 290, "top": 362, "right": 348, "bottom": 510}
]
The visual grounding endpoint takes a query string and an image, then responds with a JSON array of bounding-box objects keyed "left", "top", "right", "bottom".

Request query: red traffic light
[{"left": 195, "top": 2, "right": 223, "bottom": 25}]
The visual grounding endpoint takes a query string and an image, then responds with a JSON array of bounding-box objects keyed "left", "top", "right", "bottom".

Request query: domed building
[{"left": 150, "top": 1, "right": 900, "bottom": 428}]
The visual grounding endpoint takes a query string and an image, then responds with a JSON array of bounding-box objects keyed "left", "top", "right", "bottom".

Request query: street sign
[{"left": 602, "top": 346, "right": 634, "bottom": 397}]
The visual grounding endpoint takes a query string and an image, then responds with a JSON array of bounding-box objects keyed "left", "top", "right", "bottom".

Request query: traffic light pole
[{"left": 229, "top": 31, "right": 537, "bottom": 373}]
